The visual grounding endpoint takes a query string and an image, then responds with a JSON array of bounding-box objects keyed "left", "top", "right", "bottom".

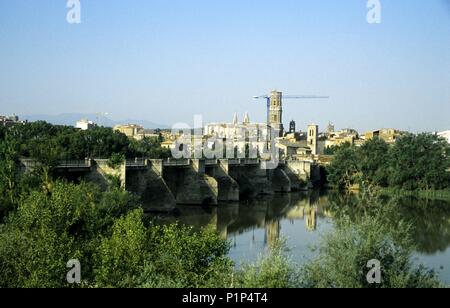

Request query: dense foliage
[
  {"left": 300, "top": 213, "right": 441, "bottom": 288},
  {"left": 3, "top": 121, "right": 170, "bottom": 162},
  {"left": 0, "top": 121, "right": 170, "bottom": 220},
  {"left": 0, "top": 181, "right": 233, "bottom": 288},
  {"left": 327, "top": 134, "right": 450, "bottom": 191}
]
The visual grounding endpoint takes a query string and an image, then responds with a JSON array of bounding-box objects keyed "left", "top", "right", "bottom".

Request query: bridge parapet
[
  {"left": 205, "top": 159, "right": 219, "bottom": 166},
  {"left": 243, "top": 158, "right": 260, "bottom": 165},
  {"left": 227, "top": 159, "right": 240, "bottom": 165},
  {"left": 163, "top": 159, "right": 191, "bottom": 167},
  {"left": 20, "top": 158, "right": 92, "bottom": 170},
  {"left": 58, "top": 160, "right": 92, "bottom": 168},
  {"left": 126, "top": 158, "right": 147, "bottom": 168},
  {"left": 227, "top": 158, "right": 260, "bottom": 166}
]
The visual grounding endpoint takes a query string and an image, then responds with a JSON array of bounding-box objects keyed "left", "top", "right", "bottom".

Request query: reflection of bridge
[
  {"left": 162, "top": 192, "right": 333, "bottom": 246},
  {"left": 20, "top": 158, "right": 320, "bottom": 210}
]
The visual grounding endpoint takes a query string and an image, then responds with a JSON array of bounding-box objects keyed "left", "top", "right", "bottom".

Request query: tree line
[
  {"left": 326, "top": 134, "right": 450, "bottom": 191},
  {"left": 1, "top": 121, "right": 171, "bottom": 163}
]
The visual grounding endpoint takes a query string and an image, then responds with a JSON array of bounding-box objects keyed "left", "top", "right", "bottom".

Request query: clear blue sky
[{"left": 0, "top": 0, "right": 449, "bottom": 132}]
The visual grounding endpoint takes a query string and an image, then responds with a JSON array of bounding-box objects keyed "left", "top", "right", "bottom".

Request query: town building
[
  {"left": 114, "top": 124, "right": 146, "bottom": 140},
  {"left": 75, "top": 119, "right": 95, "bottom": 131},
  {"left": 277, "top": 124, "right": 319, "bottom": 159},
  {"left": 204, "top": 112, "right": 268, "bottom": 142},
  {"left": 276, "top": 140, "right": 312, "bottom": 159},
  {"left": 0, "top": 114, "right": 26, "bottom": 127},
  {"left": 307, "top": 124, "right": 319, "bottom": 155},
  {"left": 203, "top": 113, "right": 269, "bottom": 158},
  {"left": 364, "top": 128, "right": 403, "bottom": 144},
  {"left": 438, "top": 130, "right": 450, "bottom": 143},
  {"left": 325, "top": 128, "right": 360, "bottom": 148}
]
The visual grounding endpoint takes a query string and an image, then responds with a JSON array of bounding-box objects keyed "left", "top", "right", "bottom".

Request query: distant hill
[{"left": 21, "top": 113, "right": 169, "bottom": 129}]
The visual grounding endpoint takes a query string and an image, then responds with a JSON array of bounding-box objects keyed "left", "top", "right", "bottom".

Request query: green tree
[
  {"left": 358, "top": 138, "right": 390, "bottom": 187},
  {"left": 388, "top": 134, "right": 450, "bottom": 190},
  {"left": 0, "top": 136, "right": 20, "bottom": 218},
  {"left": 324, "top": 145, "right": 340, "bottom": 155},
  {"left": 94, "top": 209, "right": 147, "bottom": 287},
  {"left": 129, "top": 137, "right": 171, "bottom": 159},
  {"left": 140, "top": 224, "right": 233, "bottom": 288},
  {"left": 327, "top": 143, "right": 360, "bottom": 190}
]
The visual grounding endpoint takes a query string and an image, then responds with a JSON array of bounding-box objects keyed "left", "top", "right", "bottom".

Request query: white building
[
  {"left": 438, "top": 130, "right": 450, "bottom": 143},
  {"left": 204, "top": 113, "right": 268, "bottom": 141},
  {"left": 203, "top": 113, "right": 269, "bottom": 158},
  {"left": 76, "top": 119, "right": 95, "bottom": 131}
]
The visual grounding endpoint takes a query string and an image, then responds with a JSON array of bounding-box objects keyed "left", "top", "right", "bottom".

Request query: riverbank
[{"left": 379, "top": 188, "right": 450, "bottom": 201}]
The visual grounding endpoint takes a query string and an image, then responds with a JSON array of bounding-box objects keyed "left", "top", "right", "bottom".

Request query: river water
[{"left": 156, "top": 191, "right": 450, "bottom": 285}]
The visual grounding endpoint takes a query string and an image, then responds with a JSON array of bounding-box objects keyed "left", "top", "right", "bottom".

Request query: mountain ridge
[{"left": 21, "top": 113, "right": 169, "bottom": 129}]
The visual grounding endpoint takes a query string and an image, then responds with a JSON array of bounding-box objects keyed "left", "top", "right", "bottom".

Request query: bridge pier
[
  {"left": 86, "top": 159, "right": 127, "bottom": 191},
  {"left": 270, "top": 168, "right": 292, "bottom": 193},
  {"left": 205, "top": 160, "right": 240, "bottom": 203},
  {"left": 163, "top": 159, "right": 219, "bottom": 205},
  {"left": 126, "top": 160, "right": 176, "bottom": 210},
  {"left": 282, "top": 160, "right": 313, "bottom": 191},
  {"left": 228, "top": 160, "right": 274, "bottom": 198}
]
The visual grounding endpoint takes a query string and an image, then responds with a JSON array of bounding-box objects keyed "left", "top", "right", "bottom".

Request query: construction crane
[{"left": 253, "top": 93, "right": 329, "bottom": 126}]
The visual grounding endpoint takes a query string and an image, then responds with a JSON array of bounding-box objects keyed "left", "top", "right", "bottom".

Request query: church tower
[
  {"left": 269, "top": 91, "right": 283, "bottom": 136},
  {"left": 289, "top": 120, "right": 296, "bottom": 134},
  {"left": 307, "top": 124, "right": 319, "bottom": 155}
]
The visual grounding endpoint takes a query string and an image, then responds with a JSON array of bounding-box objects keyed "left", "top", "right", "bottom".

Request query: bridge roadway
[{"left": 19, "top": 158, "right": 318, "bottom": 209}]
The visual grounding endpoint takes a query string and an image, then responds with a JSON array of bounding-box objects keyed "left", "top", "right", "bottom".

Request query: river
[{"left": 156, "top": 191, "right": 450, "bottom": 285}]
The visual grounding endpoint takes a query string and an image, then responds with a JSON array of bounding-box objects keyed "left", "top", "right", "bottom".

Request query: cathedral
[{"left": 204, "top": 112, "right": 268, "bottom": 142}]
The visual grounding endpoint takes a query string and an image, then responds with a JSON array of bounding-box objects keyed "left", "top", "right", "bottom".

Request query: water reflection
[
  {"left": 158, "top": 192, "right": 333, "bottom": 243},
  {"left": 325, "top": 192, "right": 450, "bottom": 255},
  {"left": 390, "top": 197, "right": 450, "bottom": 255},
  {"left": 155, "top": 190, "right": 450, "bottom": 283}
]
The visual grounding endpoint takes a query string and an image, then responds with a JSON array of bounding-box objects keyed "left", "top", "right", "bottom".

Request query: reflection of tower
[
  {"left": 269, "top": 91, "right": 283, "bottom": 136},
  {"left": 307, "top": 124, "right": 319, "bottom": 155},
  {"left": 289, "top": 120, "right": 296, "bottom": 134},
  {"left": 305, "top": 207, "right": 317, "bottom": 231},
  {"left": 265, "top": 220, "right": 281, "bottom": 247}
]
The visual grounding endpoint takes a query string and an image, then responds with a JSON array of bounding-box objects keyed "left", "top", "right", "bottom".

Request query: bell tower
[
  {"left": 289, "top": 120, "right": 296, "bottom": 134},
  {"left": 307, "top": 124, "right": 319, "bottom": 155},
  {"left": 269, "top": 91, "right": 283, "bottom": 136}
]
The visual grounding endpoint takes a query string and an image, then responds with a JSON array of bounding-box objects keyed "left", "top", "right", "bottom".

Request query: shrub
[
  {"left": 300, "top": 215, "right": 442, "bottom": 288},
  {"left": 236, "top": 240, "right": 302, "bottom": 288}
]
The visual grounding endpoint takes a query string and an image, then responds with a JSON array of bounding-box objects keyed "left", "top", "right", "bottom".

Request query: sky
[{"left": 0, "top": 0, "right": 449, "bottom": 132}]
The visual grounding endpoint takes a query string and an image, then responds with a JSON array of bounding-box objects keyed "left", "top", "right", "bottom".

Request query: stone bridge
[{"left": 20, "top": 158, "right": 319, "bottom": 209}]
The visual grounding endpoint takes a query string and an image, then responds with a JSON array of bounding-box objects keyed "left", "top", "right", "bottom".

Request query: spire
[
  {"left": 243, "top": 112, "right": 250, "bottom": 124},
  {"left": 232, "top": 112, "right": 238, "bottom": 125}
]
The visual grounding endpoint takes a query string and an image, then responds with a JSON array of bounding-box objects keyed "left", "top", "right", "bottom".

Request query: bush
[
  {"left": 235, "top": 241, "right": 302, "bottom": 288},
  {"left": 300, "top": 214, "right": 442, "bottom": 288},
  {"left": 0, "top": 181, "right": 235, "bottom": 288},
  {"left": 94, "top": 209, "right": 147, "bottom": 287},
  {"left": 107, "top": 153, "right": 125, "bottom": 169},
  {"left": 0, "top": 181, "right": 138, "bottom": 287},
  {"left": 140, "top": 224, "right": 234, "bottom": 288}
]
